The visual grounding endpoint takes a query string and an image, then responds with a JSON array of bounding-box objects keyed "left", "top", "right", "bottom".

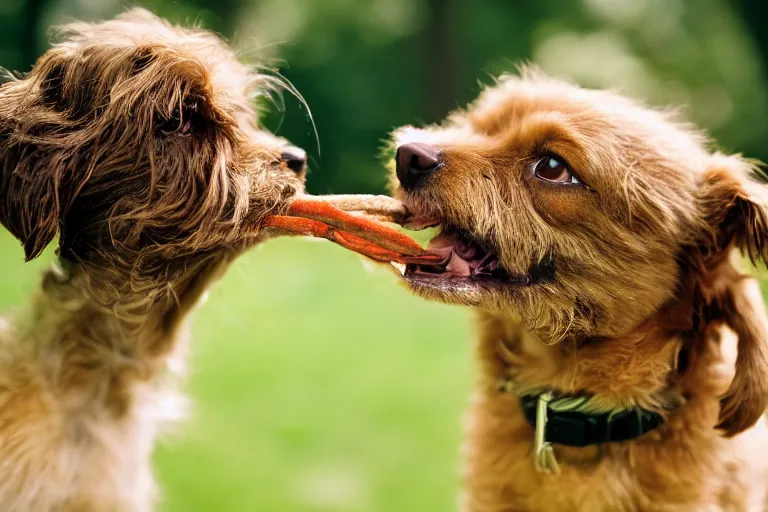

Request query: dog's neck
[
  {"left": 472, "top": 267, "right": 742, "bottom": 472},
  {"left": 16, "top": 256, "right": 230, "bottom": 416},
  {"left": 476, "top": 308, "right": 688, "bottom": 414}
]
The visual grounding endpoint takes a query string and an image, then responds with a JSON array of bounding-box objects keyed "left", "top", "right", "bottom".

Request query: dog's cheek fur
[{"left": 397, "top": 147, "right": 683, "bottom": 340}]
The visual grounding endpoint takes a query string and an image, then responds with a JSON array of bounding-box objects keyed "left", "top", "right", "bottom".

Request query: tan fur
[
  {"left": 391, "top": 69, "right": 768, "bottom": 511},
  {"left": 0, "top": 9, "right": 305, "bottom": 511}
]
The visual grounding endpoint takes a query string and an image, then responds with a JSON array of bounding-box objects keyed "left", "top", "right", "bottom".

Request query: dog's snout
[
  {"left": 396, "top": 143, "right": 443, "bottom": 190},
  {"left": 281, "top": 147, "right": 307, "bottom": 174}
]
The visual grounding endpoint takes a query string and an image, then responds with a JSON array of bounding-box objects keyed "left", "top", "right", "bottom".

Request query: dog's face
[
  {"left": 0, "top": 9, "right": 305, "bottom": 278},
  {"left": 391, "top": 70, "right": 768, "bottom": 341}
]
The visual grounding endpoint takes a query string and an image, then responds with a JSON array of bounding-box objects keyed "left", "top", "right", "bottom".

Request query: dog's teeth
[{"left": 391, "top": 262, "right": 406, "bottom": 275}]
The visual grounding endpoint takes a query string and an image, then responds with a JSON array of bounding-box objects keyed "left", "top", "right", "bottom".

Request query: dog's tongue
[
  {"left": 424, "top": 231, "right": 475, "bottom": 276},
  {"left": 263, "top": 196, "right": 444, "bottom": 265}
]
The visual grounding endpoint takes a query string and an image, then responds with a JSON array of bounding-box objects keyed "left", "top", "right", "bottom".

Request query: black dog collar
[
  {"left": 515, "top": 391, "right": 666, "bottom": 473},
  {"left": 520, "top": 394, "right": 665, "bottom": 448}
]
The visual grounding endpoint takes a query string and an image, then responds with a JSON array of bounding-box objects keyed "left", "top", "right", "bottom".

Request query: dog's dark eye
[
  {"left": 156, "top": 100, "right": 202, "bottom": 137},
  {"left": 532, "top": 154, "right": 580, "bottom": 185}
]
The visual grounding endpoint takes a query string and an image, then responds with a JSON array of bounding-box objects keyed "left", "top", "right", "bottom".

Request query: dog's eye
[
  {"left": 532, "top": 154, "right": 580, "bottom": 185},
  {"left": 156, "top": 100, "right": 202, "bottom": 137}
]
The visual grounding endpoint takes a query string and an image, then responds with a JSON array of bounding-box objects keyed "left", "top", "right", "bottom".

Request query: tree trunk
[{"left": 424, "top": 0, "right": 459, "bottom": 122}]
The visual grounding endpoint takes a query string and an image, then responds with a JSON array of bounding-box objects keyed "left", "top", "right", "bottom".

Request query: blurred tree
[
  {"left": 731, "top": 0, "right": 768, "bottom": 164},
  {"left": 0, "top": 0, "right": 28, "bottom": 73},
  {"left": 422, "top": 0, "right": 458, "bottom": 120},
  {"left": 142, "top": 0, "right": 245, "bottom": 37},
  {"left": 22, "top": 0, "right": 48, "bottom": 68},
  {"left": 732, "top": 0, "right": 768, "bottom": 79}
]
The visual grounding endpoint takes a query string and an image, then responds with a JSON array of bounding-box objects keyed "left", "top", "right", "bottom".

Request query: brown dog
[
  {"left": 0, "top": 9, "right": 428, "bottom": 511},
  {"left": 380, "top": 69, "right": 768, "bottom": 510}
]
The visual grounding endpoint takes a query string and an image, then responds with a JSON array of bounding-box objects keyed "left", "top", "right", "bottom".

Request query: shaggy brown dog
[
  {"left": 0, "top": 9, "right": 428, "bottom": 511},
  {"left": 378, "top": 69, "right": 768, "bottom": 510}
]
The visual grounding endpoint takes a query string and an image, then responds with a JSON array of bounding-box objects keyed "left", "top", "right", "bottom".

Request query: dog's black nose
[
  {"left": 396, "top": 143, "right": 442, "bottom": 190},
  {"left": 281, "top": 147, "right": 307, "bottom": 174}
]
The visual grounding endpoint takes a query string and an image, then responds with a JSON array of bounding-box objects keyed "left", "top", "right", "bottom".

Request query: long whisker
[{"left": 271, "top": 70, "right": 320, "bottom": 156}]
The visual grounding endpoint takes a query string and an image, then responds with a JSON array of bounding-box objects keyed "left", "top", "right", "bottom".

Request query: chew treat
[
  {"left": 318, "top": 194, "right": 408, "bottom": 223},
  {"left": 263, "top": 195, "right": 444, "bottom": 265},
  {"left": 284, "top": 197, "right": 423, "bottom": 255},
  {"left": 319, "top": 194, "right": 440, "bottom": 231}
]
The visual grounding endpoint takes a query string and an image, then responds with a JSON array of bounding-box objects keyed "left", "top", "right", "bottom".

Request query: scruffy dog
[
  {"left": 0, "top": 9, "right": 425, "bottom": 511},
  {"left": 378, "top": 70, "right": 768, "bottom": 510}
]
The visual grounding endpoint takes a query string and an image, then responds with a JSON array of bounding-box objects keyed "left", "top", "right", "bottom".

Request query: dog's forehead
[
  {"left": 150, "top": 35, "right": 253, "bottom": 100},
  {"left": 462, "top": 75, "right": 710, "bottom": 172},
  {"left": 469, "top": 78, "right": 648, "bottom": 135},
  {"left": 62, "top": 10, "right": 255, "bottom": 101}
]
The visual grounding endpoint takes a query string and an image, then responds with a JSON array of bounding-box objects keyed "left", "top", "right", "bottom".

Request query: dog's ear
[
  {"left": 0, "top": 124, "right": 59, "bottom": 261},
  {"left": 699, "top": 154, "right": 768, "bottom": 436},
  {"left": 700, "top": 154, "right": 768, "bottom": 263},
  {"left": 0, "top": 61, "right": 84, "bottom": 261},
  {"left": 715, "top": 278, "right": 768, "bottom": 436}
]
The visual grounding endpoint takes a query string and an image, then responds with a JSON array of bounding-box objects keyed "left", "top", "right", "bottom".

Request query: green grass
[{"left": 0, "top": 230, "right": 472, "bottom": 512}]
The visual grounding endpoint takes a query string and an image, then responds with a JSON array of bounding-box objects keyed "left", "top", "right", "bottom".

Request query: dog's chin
[{"left": 394, "top": 214, "right": 555, "bottom": 306}]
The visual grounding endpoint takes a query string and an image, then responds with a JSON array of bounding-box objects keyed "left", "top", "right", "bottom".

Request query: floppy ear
[
  {"left": 700, "top": 154, "right": 768, "bottom": 262},
  {"left": 699, "top": 154, "right": 768, "bottom": 436},
  {"left": 0, "top": 63, "right": 80, "bottom": 261},
  {"left": 0, "top": 149, "right": 61, "bottom": 261}
]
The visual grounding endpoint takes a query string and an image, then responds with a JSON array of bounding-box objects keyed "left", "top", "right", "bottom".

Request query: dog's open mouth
[
  {"left": 397, "top": 214, "right": 555, "bottom": 290},
  {"left": 404, "top": 227, "right": 528, "bottom": 284}
]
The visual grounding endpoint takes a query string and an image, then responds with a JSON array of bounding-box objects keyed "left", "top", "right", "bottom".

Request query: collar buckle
[{"left": 534, "top": 392, "right": 560, "bottom": 474}]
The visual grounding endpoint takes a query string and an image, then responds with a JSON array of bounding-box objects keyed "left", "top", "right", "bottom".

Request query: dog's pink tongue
[
  {"left": 446, "top": 252, "right": 471, "bottom": 276},
  {"left": 426, "top": 232, "right": 471, "bottom": 276}
]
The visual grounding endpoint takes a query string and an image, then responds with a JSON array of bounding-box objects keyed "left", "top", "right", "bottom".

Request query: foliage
[{"left": 3, "top": 0, "right": 767, "bottom": 193}]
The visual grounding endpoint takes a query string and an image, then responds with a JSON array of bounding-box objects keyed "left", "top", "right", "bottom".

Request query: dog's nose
[
  {"left": 281, "top": 147, "right": 307, "bottom": 174},
  {"left": 396, "top": 143, "right": 442, "bottom": 190}
]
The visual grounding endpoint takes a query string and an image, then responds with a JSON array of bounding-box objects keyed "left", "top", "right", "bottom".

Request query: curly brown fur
[
  {"left": 388, "top": 69, "right": 768, "bottom": 511},
  {"left": 0, "top": 9, "right": 307, "bottom": 511}
]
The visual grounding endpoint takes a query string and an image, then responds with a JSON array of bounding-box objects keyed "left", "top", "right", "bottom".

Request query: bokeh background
[{"left": 1, "top": 0, "right": 768, "bottom": 510}]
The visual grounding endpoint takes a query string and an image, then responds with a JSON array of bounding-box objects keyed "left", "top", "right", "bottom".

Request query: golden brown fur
[
  {"left": 390, "top": 70, "right": 768, "bottom": 511},
  {"left": 0, "top": 9, "right": 305, "bottom": 510}
]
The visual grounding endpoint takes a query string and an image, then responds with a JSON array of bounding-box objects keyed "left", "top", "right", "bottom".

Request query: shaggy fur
[
  {"left": 0, "top": 10, "right": 306, "bottom": 510},
  {"left": 389, "top": 70, "right": 768, "bottom": 511}
]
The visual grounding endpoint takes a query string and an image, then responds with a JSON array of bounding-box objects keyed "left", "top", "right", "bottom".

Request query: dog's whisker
[{"left": 269, "top": 70, "right": 320, "bottom": 156}]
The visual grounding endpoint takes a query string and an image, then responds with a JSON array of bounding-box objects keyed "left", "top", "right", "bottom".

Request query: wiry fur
[
  {"left": 391, "top": 69, "right": 768, "bottom": 511},
  {"left": 0, "top": 9, "right": 305, "bottom": 511}
]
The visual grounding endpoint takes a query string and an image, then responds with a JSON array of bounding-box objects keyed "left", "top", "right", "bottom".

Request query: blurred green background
[{"left": 2, "top": 0, "right": 768, "bottom": 510}]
